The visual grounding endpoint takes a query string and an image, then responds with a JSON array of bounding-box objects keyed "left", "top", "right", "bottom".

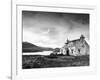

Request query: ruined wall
[{"left": 60, "top": 39, "right": 89, "bottom": 56}]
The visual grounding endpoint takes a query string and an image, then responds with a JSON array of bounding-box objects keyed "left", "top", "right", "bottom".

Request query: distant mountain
[{"left": 22, "top": 42, "right": 54, "bottom": 52}]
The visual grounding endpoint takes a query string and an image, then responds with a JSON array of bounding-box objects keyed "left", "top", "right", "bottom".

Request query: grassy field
[{"left": 22, "top": 55, "right": 89, "bottom": 69}]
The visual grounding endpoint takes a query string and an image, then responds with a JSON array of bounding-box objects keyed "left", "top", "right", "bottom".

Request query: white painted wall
[{"left": 0, "top": 0, "right": 99, "bottom": 80}]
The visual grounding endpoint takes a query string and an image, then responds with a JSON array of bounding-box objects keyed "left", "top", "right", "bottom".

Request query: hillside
[{"left": 22, "top": 42, "right": 54, "bottom": 52}]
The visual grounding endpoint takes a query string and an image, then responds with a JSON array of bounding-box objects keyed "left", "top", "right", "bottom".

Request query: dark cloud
[{"left": 22, "top": 11, "right": 89, "bottom": 24}]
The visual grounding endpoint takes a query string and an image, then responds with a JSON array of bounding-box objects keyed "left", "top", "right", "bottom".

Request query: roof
[
  {"left": 65, "top": 39, "right": 80, "bottom": 44},
  {"left": 65, "top": 38, "right": 89, "bottom": 47}
]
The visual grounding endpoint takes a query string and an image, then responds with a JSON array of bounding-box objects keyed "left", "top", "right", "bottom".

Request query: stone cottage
[{"left": 60, "top": 35, "right": 89, "bottom": 56}]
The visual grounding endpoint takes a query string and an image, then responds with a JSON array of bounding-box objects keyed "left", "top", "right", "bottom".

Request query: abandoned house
[{"left": 60, "top": 35, "right": 89, "bottom": 56}]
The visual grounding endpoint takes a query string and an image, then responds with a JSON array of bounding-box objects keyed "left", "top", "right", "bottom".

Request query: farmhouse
[{"left": 60, "top": 35, "right": 89, "bottom": 56}]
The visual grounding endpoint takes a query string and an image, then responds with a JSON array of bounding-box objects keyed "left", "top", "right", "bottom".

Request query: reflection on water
[{"left": 23, "top": 51, "right": 53, "bottom": 55}]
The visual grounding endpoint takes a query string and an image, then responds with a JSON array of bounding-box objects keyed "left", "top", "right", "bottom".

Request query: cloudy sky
[{"left": 22, "top": 11, "right": 89, "bottom": 48}]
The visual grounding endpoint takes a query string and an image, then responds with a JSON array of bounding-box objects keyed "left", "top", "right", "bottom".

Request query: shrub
[{"left": 49, "top": 53, "right": 57, "bottom": 58}]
